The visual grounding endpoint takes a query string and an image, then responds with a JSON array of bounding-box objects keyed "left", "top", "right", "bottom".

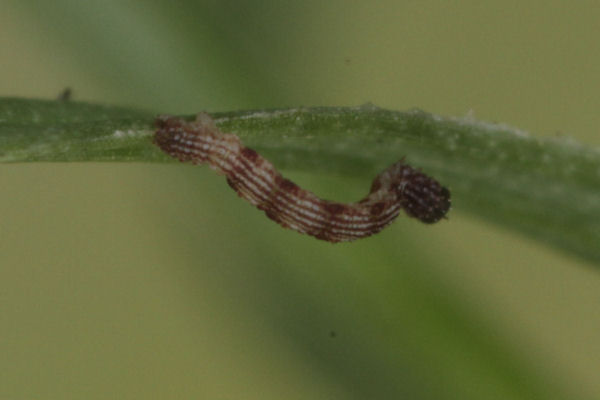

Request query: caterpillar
[{"left": 154, "top": 113, "right": 450, "bottom": 242}]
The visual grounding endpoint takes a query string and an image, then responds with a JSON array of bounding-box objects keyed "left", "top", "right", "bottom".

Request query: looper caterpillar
[{"left": 154, "top": 113, "right": 450, "bottom": 242}]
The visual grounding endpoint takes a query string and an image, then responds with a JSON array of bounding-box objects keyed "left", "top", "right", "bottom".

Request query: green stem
[{"left": 2, "top": 97, "right": 599, "bottom": 264}]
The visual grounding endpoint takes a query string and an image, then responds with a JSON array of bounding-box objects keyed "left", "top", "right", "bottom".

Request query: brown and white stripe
[{"left": 154, "top": 113, "right": 450, "bottom": 243}]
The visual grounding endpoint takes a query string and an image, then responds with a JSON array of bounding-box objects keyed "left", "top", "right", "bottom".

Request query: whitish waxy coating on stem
[{"left": 154, "top": 113, "right": 451, "bottom": 242}]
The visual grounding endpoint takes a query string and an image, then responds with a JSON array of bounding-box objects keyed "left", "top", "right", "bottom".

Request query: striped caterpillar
[{"left": 154, "top": 113, "right": 450, "bottom": 243}]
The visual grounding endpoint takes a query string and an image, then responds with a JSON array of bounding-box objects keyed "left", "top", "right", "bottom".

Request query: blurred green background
[{"left": 2, "top": 1, "right": 600, "bottom": 399}]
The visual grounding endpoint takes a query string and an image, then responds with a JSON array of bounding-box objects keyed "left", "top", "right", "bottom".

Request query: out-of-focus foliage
[{"left": 2, "top": 1, "right": 600, "bottom": 399}]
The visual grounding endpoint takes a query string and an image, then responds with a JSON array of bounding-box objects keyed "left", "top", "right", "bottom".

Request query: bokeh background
[{"left": 2, "top": 1, "right": 600, "bottom": 399}]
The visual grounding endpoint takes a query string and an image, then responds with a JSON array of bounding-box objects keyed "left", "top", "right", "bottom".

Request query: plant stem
[{"left": 2, "top": 97, "right": 599, "bottom": 264}]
